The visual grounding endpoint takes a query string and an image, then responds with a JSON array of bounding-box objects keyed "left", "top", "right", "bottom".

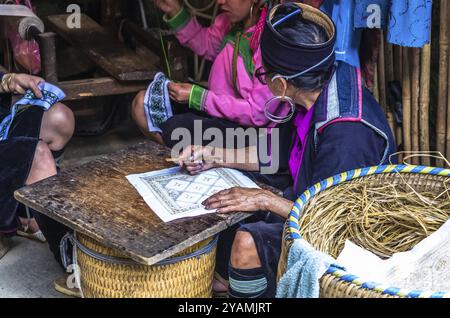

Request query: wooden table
[{"left": 14, "top": 141, "right": 262, "bottom": 266}]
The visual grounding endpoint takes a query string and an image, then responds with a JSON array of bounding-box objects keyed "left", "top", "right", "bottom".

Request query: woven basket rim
[{"left": 282, "top": 164, "right": 450, "bottom": 298}]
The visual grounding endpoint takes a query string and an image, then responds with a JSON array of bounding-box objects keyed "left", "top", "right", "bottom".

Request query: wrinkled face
[{"left": 217, "top": 0, "right": 255, "bottom": 23}]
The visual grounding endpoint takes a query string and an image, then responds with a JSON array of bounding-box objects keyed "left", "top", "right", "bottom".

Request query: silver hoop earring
[
  {"left": 264, "top": 95, "right": 296, "bottom": 123},
  {"left": 250, "top": 4, "right": 254, "bottom": 20}
]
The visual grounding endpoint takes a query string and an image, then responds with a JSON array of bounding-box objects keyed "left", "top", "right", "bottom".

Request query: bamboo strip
[
  {"left": 373, "top": 62, "right": 379, "bottom": 102},
  {"left": 411, "top": 48, "right": 421, "bottom": 165},
  {"left": 385, "top": 42, "right": 397, "bottom": 144},
  {"left": 437, "top": 0, "right": 449, "bottom": 158},
  {"left": 419, "top": 44, "right": 431, "bottom": 166},
  {"left": 402, "top": 48, "right": 412, "bottom": 155},
  {"left": 394, "top": 46, "right": 403, "bottom": 161},
  {"left": 378, "top": 31, "right": 387, "bottom": 113}
]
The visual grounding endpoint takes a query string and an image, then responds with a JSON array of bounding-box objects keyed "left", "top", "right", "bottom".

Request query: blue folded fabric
[
  {"left": 321, "top": 0, "right": 362, "bottom": 68},
  {"left": 321, "top": 0, "right": 432, "bottom": 67},
  {"left": 0, "top": 82, "right": 65, "bottom": 141},
  {"left": 387, "top": 0, "right": 432, "bottom": 47},
  {"left": 276, "top": 239, "right": 343, "bottom": 298},
  {"left": 143, "top": 72, "right": 173, "bottom": 133},
  {"left": 354, "top": 0, "right": 432, "bottom": 47}
]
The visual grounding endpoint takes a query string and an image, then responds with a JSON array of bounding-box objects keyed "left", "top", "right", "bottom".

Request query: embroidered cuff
[
  {"left": 163, "top": 7, "right": 191, "bottom": 31},
  {"left": 189, "top": 85, "right": 207, "bottom": 111}
]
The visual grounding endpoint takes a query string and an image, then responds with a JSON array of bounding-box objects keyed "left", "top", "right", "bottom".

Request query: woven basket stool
[
  {"left": 278, "top": 164, "right": 450, "bottom": 298},
  {"left": 62, "top": 232, "right": 218, "bottom": 298}
]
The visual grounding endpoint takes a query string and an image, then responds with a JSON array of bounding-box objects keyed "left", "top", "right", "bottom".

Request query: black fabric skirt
[{"left": 0, "top": 106, "right": 44, "bottom": 234}]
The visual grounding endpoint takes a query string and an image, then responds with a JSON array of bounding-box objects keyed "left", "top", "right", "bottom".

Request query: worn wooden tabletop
[{"left": 14, "top": 141, "right": 265, "bottom": 266}]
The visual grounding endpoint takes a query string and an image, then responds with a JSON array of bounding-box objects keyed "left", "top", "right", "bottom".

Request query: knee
[
  {"left": 47, "top": 103, "right": 75, "bottom": 140},
  {"left": 131, "top": 90, "right": 146, "bottom": 121},
  {"left": 34, "top": 141, "right": 57, "bottom": 172},
  {"left": 230, "top": 231, "right": 261, "bottom": 269}
]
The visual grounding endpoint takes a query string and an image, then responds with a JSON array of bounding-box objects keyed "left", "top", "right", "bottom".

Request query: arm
[
  {"left": 178, "top": 145, "right": 260, "bottom": 175},
  {"left": 189, "top": 48, "right": 277, "bottom": 127},
  {"left": 178, "top": 145, "right": 294, "bottom": 219},
  {"left": 164, "top": 8, "right": 231, "bottom": 61}
]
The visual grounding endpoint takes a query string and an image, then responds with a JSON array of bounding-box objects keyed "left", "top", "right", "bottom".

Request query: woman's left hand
[
  {"left": 168, "top": 82, "right": 193, "bottom": 103},
  {"left": 202, "top": 187, "right": 275, "bottom": 214}
]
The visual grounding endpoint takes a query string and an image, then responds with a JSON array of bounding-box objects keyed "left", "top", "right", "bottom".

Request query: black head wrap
[{"left": 261, "top": 2, "right": 336, "bottom": 78}]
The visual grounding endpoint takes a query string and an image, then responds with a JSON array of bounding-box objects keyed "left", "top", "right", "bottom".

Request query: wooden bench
[{"left": 14, "top": 141, "right": 272, "bottom": 266}]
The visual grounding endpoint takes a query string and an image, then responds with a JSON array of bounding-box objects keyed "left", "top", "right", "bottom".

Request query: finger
[
  {"left": 217, "top": 205, "right": 243, "bottom": 214},
  {"left": 205, "top": 199, "right": 237, "bottom": 210},
  {"left": 203, "top": 192, "right": 234, "bottom": 205},
  {"left": 30, "top": 81, "right": 42, "bottom": 98},
  {"left": 15, "top": 85, "right": 25, "bottom": 95}
]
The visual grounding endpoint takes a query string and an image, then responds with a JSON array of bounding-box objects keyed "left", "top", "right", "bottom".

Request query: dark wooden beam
[
  {"left": 47, "top": 14, "right": 157, "bottom": 81},
  {"left": 58, "top": 77, "right": 148, "bottom": 101}
]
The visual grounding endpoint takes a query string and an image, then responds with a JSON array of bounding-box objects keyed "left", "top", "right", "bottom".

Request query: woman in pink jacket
[{"left": 132, "top": 0, "right": 276, "bottom": 146}]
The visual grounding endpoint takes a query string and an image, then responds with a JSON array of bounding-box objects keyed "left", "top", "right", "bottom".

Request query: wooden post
[
  {"left": 437, "top": 0, "right": 449, "bottom": 160},
  {"left": 411, "top": 48, "right": 421, "bottom": 165},
  {"left": 402, "top": 48, "right": 412, "bottom": 156},
  {"left": 420, "top": 44, "right": 431, "bottom": 166}
]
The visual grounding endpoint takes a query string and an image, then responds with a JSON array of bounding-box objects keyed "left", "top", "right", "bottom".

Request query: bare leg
[
  {"left": 19, "top": 103, "right": 74, "bottom": 233},
  {"left": 19, "top": 141, "right": 58, "bottom": 233},
  {"left": 230, "top": 231, "right": 262, "bottom": 269},
  {"left": 39, "top": 102, "right": 75, "bottom": 152},
  {"left": 131, "top": 90, "right": 165, "bottom": 145}
]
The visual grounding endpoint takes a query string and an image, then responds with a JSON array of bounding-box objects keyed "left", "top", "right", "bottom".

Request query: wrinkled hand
[
  {"left": 155, "top": 0, "right": 182, "bottom": 18},
  {"left": 202, "top": 187, "right": 276, "bottom": 214},
  {"left": 9, "top": 73, "right": 44, "bottom": 98},
  {"left": 178, "top": 145, "right": 218, "bottom": 175},
  {"left": 168, "top": 82, "right": 193, "bottom": 104}
]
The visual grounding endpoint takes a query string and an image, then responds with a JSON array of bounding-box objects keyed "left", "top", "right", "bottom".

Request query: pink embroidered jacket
[{"left": 165, "top": 7, "right": 275, "bottom": 127}]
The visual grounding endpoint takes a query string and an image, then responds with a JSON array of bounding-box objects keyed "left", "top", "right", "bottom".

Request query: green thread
[{"left": 159, "top": 31, "right": 171, "bottom": 78}]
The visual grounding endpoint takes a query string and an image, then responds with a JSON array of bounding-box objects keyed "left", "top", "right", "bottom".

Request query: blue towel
[
  {"left": 0, "top": 82, "right": 65, "bottom": 141},
  {"left": 276, "top": 239, "right": 341, "bottom": 298},
  {"left": 143, "top": 72, "right": 173, "bottom": 133}
]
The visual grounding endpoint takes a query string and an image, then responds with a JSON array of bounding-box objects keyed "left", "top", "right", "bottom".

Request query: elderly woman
[
  {"left": 132, "top": 0, "right": 276, "bottom": 147},
  {"left": 178, "top": 2, "right": 396, "bottom": 298},
  {"left": 0, "top": 72, "right": 74, "bottom": 255}
]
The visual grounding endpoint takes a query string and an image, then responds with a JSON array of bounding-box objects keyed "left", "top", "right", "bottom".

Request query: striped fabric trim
[
  {"left": 163, "top": 7, "right": 191, "bottom": 32},
  {"left": 229, "top": 277, "right": 267, "bottom": 294},
  {"left": 189, "top": 84, "right": 207, "bottom": 111},
  {"left": 284, "top": 164, "right": 450, "bottom": 298}
]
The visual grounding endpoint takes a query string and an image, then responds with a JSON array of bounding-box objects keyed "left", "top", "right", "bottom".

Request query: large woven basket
[
  {"left": 278, "top": 164, "right": 450, "bottom": 298},
  {"left": 67, "top": 233, "right": 217, "bottom": 298}
]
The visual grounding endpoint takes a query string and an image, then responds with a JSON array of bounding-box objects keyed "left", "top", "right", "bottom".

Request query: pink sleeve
[
  {"left": 175, "top": 14, "right": 232, "bottom": 62},
  {"left": 202, "top": 47, "right": 277, "bottom": 127}
]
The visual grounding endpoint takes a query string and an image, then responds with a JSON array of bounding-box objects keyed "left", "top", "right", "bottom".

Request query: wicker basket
[
  {"left": 278, "top": 164, "right": 450, "bottom": 298},
  {"left": 66, "top": 233, "right": 217, "bottom": 298}
]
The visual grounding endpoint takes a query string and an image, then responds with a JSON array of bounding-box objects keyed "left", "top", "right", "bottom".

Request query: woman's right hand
[
  {"left": 178, "top": 145, "right": 221, "bottom": 175},
  {"left": 155, "top": 0, "right": 182, "bottom": 18}
]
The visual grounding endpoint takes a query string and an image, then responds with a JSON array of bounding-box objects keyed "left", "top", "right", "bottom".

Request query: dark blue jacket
[{"left": 255, "top": 62, "right": 397, "bottom": 201}]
